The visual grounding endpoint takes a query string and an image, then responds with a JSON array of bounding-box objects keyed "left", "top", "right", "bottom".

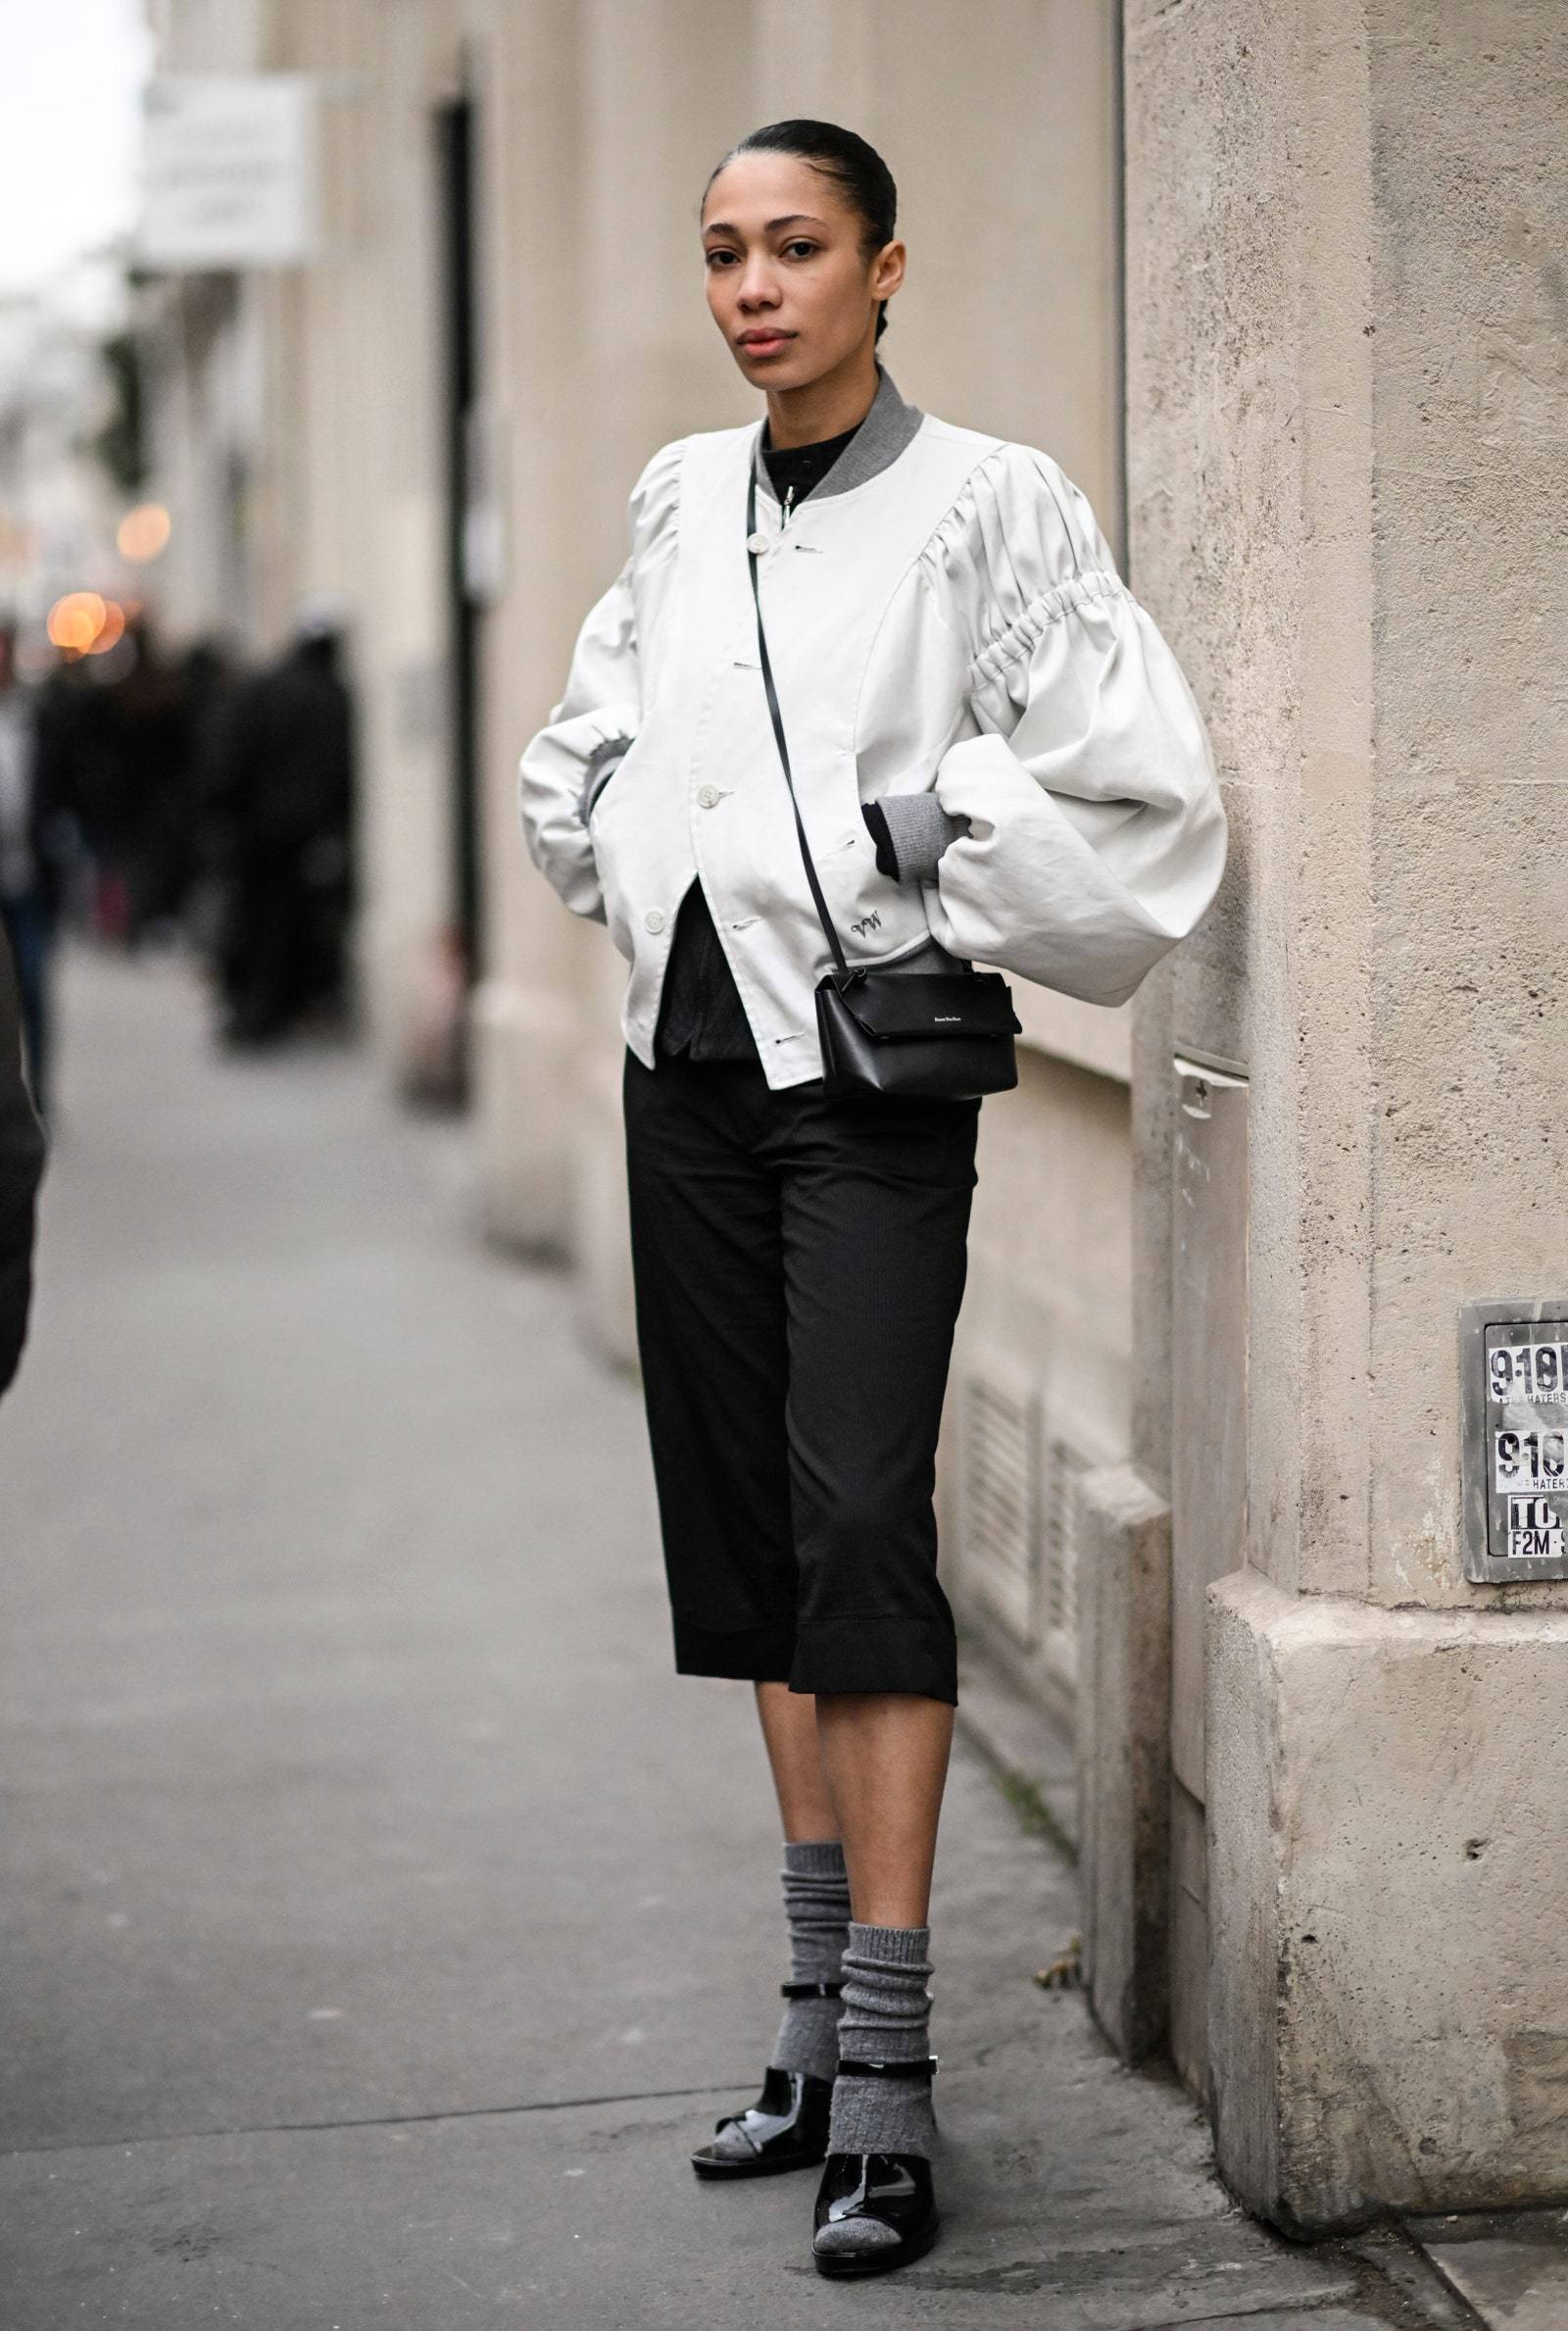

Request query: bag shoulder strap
[{"left": 746, "top": 470, "right": 852, "bottom": 983}]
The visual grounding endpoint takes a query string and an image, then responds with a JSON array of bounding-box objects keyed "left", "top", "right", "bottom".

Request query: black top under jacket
[{"left": 652, "top": 415, "right": 865, "bottom": 1064}]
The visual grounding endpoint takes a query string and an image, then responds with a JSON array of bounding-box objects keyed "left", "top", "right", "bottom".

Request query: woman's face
[{"left": 700, "top": 150, "right": 902, "bottom": 388}]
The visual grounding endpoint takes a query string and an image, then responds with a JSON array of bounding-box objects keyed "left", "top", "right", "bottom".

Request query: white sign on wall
[
  {"left": 1459, "top": 1299, "right": 1568, "bottom": 1582},
  {"left": 138, "top": 75, "right": 320, "bottom": 271}
]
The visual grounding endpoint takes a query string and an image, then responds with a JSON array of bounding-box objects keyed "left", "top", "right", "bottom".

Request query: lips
[{"left": 739, "top": 331, "right": 794, "bottom": 352}]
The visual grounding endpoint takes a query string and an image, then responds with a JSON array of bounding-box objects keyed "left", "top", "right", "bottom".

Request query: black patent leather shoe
[
  {"left": 689, "top": 1978, "right": 843, "bottom": 2179},
  {"left": 689, "top": 2062, "right": 834, "bottom": 2178},
  {"left": 812, "top": 2148, "right": 941, "bottom": 2277}
]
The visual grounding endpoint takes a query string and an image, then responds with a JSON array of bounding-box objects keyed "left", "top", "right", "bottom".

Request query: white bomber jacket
[{"left": 518, "top": 362, "right": 1227, "bottom": 1090}]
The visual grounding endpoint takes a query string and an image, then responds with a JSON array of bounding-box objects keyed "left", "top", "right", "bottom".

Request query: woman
[{"left": 518, "top": 119, "right": 1226, "bottom": 2279}]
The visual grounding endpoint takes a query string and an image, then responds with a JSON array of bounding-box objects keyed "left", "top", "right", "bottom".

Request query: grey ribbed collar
[{"left": 751, "top": 360, "right": 925, "bottom": 504}]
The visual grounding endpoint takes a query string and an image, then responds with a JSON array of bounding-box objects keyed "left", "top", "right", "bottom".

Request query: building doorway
[{"left": 436, "top": 89, "right": 483, "bottom": 1004}]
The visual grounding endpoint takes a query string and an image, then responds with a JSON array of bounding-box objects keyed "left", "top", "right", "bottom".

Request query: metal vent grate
[
  {"left": 1043, "top": 1437, "right": 1088, "bottom": 1683},
  {"left": 959, "top": 1368, "right": 1041, "bottom": 1647}
]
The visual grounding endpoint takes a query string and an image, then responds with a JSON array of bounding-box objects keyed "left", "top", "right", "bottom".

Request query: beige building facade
[{"left": 142, "top": 0, "right": 1568, "bottom": 2236}]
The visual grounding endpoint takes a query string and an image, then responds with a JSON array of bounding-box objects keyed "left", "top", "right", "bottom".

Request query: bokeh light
[
  {"left": 46, "top": 591, "right": 108, "bottom": 655},
  {"left": 84, "top": 601, "right": 126, "bottom": 655},
  {"left": 116, "top": 503, "right": 172, "bottom": 563}
]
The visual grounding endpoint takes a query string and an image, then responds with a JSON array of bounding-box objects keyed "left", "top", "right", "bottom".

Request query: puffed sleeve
[
  {"left": 516, "top": 437, "right": 682, "bottom": 922},
  {"left": 918, "top": 443, "right": 1227, "bottom": 1007}
]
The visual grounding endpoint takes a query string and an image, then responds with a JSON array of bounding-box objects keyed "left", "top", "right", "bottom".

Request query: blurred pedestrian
[
  {"left": 95, "top": 614, "right": 196, "bottom": 945},
  {"left": 180, "top": 636, "right": 239, "bottom": 958},
  {"left": 209, "top": 601, "right": 356, "bottom": 1047},
  {"left": 0, "top": 918, "right": 45, "bottom": 1398},
  {"left": 0, "top": 623, "right": 71, "bottom": 1116}
]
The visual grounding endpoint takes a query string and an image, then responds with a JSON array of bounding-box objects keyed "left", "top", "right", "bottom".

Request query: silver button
[
  {"left": 746, "top": 531, "right": 768, "bottom": 555},
  {"left": 644, "top": 909, "right": 666, "bottom": 935},
  {"left": 697, "top": 784, "right": 720, "bottom": 810}
]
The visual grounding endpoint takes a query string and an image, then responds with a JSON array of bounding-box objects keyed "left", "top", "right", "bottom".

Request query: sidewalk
[{"left": 0, "top": 947, "right": 1473, "bottom": 2328}]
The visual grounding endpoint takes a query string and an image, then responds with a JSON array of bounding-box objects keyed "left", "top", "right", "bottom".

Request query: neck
[{"left": 764, "top": 343, "right": 881, "bottom": 451}]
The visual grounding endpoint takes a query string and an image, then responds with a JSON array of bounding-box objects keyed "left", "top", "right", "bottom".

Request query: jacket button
[
  {"left": 746, "top": 531, "right": 768, "bottom": 555},
  {"left": 644, "top": 909, "right": 666, "bottom": 934},
  {"left": 697, "top": 784, "right": 720, "bottom": 810}
]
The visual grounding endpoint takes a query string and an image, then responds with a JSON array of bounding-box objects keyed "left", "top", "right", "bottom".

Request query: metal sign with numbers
[{"left": 1459, "top": 1297, "right": 1568, "bottom": 1582}]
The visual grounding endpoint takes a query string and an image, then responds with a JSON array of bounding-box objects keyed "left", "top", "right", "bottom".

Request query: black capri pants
[{"left": 621, "top": 1046, "right": 980, "bottom": 1706}]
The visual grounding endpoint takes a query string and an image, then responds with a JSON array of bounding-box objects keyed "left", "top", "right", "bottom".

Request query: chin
[{"left": 736, "top": 341, "right": 805, "bottom": 376}]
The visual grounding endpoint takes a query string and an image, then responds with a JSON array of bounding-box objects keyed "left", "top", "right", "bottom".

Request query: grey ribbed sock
[
  {"left": 815, "top": 1923, "right": 938, "bottom": 2259},
  {"left": 827, "top": 1921, "right": 937, "bottom": 2156},
  {"left": 769, "top": 1840, "right": 851, "bottom": 2081}
]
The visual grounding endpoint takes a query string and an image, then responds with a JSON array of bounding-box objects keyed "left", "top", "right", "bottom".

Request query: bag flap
[{"left": 828, "top": 969, "right": 1021, "bottom": 1042}]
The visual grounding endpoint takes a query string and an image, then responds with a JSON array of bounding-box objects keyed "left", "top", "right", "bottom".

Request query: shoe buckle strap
[
  {"left": 835, "top": 2053, "right": 938, "bottom": 2081},
  {"left": 780, "top": 1978, "right": 845, "bottom": 2000}
]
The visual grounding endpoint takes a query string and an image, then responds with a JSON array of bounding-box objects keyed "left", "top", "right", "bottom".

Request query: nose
[{"left": 735, "top": 253, "right": 781, "bottom": 313}]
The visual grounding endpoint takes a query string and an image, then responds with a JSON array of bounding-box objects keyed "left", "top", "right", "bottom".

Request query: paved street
[{"left": 0, "top": 947, "right": 1470, "bottom": 2328}]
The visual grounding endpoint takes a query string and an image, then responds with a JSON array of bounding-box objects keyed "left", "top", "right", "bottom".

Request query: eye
[
  {"left": 783, "top": 240, "right": 818, "bottom": 259},
  {"left": 704, "top": 248, "right": 738, "bottom": 269}
]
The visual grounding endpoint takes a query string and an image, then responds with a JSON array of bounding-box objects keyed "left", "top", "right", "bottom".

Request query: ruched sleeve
[
  {"left": 918, "top": 442, "right": 1227, "bottom": 1007},
  {"left": 516, "top": 437, "right": 682, "bottom": 921}
]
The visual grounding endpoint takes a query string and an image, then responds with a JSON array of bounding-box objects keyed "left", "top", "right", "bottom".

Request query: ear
[{"left": 871, "top": 238, "right": 906, "bottom": 303}]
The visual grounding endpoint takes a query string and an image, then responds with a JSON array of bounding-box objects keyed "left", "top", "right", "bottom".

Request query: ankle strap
[
  {"left": 780, "top": 1978, "right": 845, "bottom": 2001},
  {"left": 836, "top": 2053, "right": 938, "bottom": 2081}
]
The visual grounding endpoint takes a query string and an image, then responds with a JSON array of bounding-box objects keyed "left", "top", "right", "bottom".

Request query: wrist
[{"left": 862, "top": 793, "right": 970, "bottom": 884}]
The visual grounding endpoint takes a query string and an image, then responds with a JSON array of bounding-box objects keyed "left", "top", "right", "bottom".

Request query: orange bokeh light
[
  {"left": 84, "top": 601, "right": 126, "bottom": 656},
  {"left": 46, "top": 592, "right": 108, "bottom": 656},
  {"left": 117, "top": 503, "right": 172, "bottom": 563}
]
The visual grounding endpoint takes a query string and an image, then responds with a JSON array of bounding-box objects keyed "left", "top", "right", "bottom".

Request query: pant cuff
[
  {"left": 671, "top": 1612, "right": 796, "bottom": 1683},
  {"left": 789, "top": 1616, "right": 958, "bottom": 1706}
]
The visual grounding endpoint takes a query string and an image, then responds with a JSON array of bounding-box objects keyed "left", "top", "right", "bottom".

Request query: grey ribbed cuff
[
  {"left": 842, "top": 1919, "right": 933, "bottom": 1981},
  {"left": 876, "top": 792, "right": 969, "bottom": 882},
  {"left": 783, "top": 1837, "right": 849, "bottom": 1881},
  {"left": 835, "top": 1920, "right": 934, "bottom": 2058}
]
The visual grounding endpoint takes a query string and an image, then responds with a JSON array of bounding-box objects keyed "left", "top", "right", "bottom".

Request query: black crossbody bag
[{"left": 745, "top": 469, "right": 1019, "bottom": 1103}]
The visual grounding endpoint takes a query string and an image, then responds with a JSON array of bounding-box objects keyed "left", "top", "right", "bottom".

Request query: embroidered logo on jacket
[{"left": 850, "top": 912, "right": 882, "bottom": 937}]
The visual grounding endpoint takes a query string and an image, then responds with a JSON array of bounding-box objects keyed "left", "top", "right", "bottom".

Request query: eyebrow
[{"left": 701, "top": 213, "right": 828, "bottom": 238}]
